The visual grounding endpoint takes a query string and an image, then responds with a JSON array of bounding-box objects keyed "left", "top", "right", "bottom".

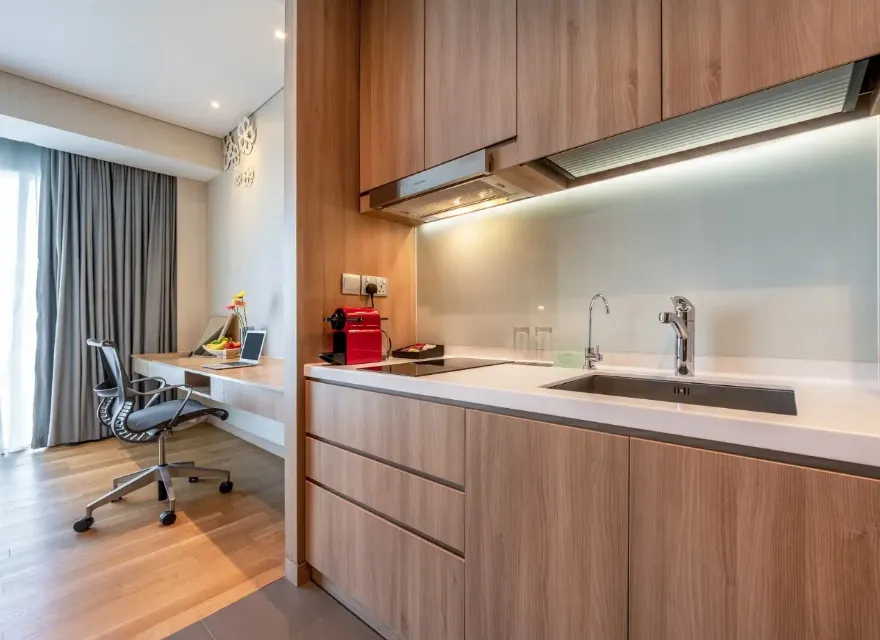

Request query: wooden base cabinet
[
  {"left": 630, "top": 439, "right": 880, "bottom": 640},
  {"left": 464, "top": 411, "right": 629, "bottom": 640},
  {"left": 306, "top": 482, "right": 464, "bottom": 640}
]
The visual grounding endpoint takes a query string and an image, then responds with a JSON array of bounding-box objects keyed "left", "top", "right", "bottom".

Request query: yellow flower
[{"left": 234, "top": 290, "right": 246, "bottom": 299}]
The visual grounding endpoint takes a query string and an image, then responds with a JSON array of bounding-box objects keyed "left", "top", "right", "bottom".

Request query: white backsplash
[{"left": 417, "top": 117, "right": 880, "bottom": 367}]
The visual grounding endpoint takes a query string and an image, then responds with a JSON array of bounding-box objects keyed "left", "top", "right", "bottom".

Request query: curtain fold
[
  {"left": 0, "top": 138, "right": 41, "bottom": 454},
  {"left": 33, "top": 150, "right": 177, "bottom": 448}
]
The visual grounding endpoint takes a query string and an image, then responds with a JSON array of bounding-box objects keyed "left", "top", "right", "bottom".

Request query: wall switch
[
  {"left": 342, "top": 273, "right": 361, "bottom": 295},
  {"left": 361, "top": 275, "right": 388, "bottom": 297}
]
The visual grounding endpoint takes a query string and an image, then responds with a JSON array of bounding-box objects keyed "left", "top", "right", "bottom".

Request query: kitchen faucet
[
  {"left": 585, "top": 294, "right": 610, "bottom": 370},
  {"left": 659, "top": 296, "right": 695, "bottom": 376}
]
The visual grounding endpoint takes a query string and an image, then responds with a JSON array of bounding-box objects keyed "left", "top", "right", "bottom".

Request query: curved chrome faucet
[
  {"left": 585, "top": 294, "right": 610, "bottom": 370},
  {"left": 659, "top": 295, "right": 695, "bottom": 376}
]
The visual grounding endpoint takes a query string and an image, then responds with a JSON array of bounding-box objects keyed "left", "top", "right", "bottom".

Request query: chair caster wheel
[
  {"left": 219, "top": 480, "right": 234, "bottom": 494},
  {"left": 188, "top": 477, "right": 199, "bottom": 483},
  {"left": 73, "top": 516, "right": 94, "bottom": 533},
  {"left": 159, "top": 511, "right": 177, "bottom": 526}
]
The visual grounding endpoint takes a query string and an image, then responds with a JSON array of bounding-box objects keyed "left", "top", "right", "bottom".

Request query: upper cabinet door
[
  {"left": 515, "top": 0, "right": 662, "bottom": 164},
  {"left": 663, "top": 0, "right": 880, "bottom": 119},
  {"left": 424, "top": 0, "right": 517, "bottom": 168},
  {"left": 360, "top": 0, "right": 425, "bottom": 193}
]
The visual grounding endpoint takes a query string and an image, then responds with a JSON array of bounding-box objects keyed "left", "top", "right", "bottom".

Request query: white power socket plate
[{"left": 361, "top": 275, "right": 388, "bottom": 297}]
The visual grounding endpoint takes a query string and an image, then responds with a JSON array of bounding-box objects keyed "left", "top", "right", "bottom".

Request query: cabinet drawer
[
  {"left": 306, "top": 382, "right": 465, "bottom": 485},
  {"left": 213, "top": 378, "right": 283, "bottom": 421},
  {"left": 306, "top": 437, "right": 464, "bottom": 552},
  {"left": 306, "top": 481, "right": 465, "bottom": 640}
]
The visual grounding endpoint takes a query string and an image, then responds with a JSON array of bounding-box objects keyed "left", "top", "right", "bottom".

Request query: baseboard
[
  {"left": 284, "top": 558, "right": 312, "bottom": 585},
  {"left": 209, "top": 417, "right": 284, "bottom": 457}
]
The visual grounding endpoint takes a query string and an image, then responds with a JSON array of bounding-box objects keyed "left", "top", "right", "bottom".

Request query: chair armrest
[
  {"left": 130, "top": 384, "right": 194, "bottom": 424},
  {"left": 131, "top": 376, "right": 167, "bottom": 387}
]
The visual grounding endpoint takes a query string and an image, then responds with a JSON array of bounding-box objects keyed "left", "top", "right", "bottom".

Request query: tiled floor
[{"left": 168, "top": 578, "right": 381, "bottom": 640}]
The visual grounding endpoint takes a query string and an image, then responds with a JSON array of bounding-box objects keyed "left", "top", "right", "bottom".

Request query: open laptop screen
[{"left": 240, "top": 331, "right": 266, "bottom": 362}]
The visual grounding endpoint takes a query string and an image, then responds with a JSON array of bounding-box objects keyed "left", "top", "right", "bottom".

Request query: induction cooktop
[{"left": 363, "top": 357, "right": 510, "bottom": 377}]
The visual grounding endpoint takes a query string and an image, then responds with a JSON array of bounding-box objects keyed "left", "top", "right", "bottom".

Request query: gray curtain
[{"left": 33, "top": 150, "right": 177, "bottom": 448}]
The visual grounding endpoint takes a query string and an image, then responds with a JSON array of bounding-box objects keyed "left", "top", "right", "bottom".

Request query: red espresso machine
[{"left": 319, "top": 307, "right": 383, "bottom": 365}]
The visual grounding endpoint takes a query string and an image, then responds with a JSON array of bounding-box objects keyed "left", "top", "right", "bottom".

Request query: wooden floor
[{"left": 0, "top": 424, "right": 285, "bottom": 640}]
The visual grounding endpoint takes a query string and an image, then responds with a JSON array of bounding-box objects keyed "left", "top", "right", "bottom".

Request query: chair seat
[{"left": 127, "top": 399, "right": 229, "bottom": 433}]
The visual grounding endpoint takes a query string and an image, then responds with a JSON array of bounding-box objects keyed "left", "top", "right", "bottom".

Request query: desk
[{"left": 132, "top": 353, "right": 286, "bottom": 454}]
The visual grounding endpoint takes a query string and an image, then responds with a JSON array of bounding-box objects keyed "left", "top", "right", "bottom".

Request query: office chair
[{"left": 73, "top": 338, "right": 234, "bottom": 532}]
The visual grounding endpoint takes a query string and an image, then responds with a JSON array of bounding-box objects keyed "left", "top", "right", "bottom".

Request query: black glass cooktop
[{"left": 364, "top": 357, "right": 510, "bottom": 377}]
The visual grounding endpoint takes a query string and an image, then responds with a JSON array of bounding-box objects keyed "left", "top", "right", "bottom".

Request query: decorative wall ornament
[
  {"left": 223, "top": 134, "right": 239, "bottom": 170},
  {"left": 233, "top": 166, "right": 255, "bottom": 188},
  {"left": 237, "top": 116, "right": 257, "bottom": 155}
]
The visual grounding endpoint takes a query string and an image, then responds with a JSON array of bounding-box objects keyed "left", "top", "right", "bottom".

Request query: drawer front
[
  {"left": 144, "top": 361, "right": 186, "bottom": 385},
  {"left": 306, "top": 437, "right": 465, "bottom": 552},
  {"left": 306, "top": 382, "right": 465, "bottom": 485},
  {"left": 306, "top": 482, "right": 465, "bottom": 640},
  {"left": 130, "top": 357, "right": 151, "bottom": 378},
  {"left": 214, "top": 378, "right": 283, "bottom": 421}
]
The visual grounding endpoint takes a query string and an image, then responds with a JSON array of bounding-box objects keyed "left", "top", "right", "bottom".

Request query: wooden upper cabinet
[
  {"left": 360, "top": 0, "right": 425, "bottom": 192},
  {"left": 465, "top": 411, "right": 629, "bottom": 640},
  {"left": 663, "top": 0, "right": 880, "bottom": 119},
  {"left": 514, "top": 0, "right": 661, "bottom": 164},
  {"left": 630, "top": 440, "right": 880, "bottom": 640},
  {"left": 424, "top": 0, "right": 516, "bottom": 168}
]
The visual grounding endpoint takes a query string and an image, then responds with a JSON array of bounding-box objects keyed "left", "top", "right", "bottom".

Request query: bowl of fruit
[{"left": 203, "top": 336, "right": 242, "bottom": 358}]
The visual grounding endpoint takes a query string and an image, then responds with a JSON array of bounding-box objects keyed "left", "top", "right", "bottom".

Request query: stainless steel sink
[{"left": 549, "top": 374, "right": 797, "bottom": 415}]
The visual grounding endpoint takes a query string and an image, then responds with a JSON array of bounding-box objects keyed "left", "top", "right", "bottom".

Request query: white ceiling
[{"left": 0, "top": 0, "right": 285, "bottom": 137}]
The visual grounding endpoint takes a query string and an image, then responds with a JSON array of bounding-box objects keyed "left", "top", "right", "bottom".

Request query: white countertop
[{"left": 305, "top": 357, "right": 880, "bottom": 468}]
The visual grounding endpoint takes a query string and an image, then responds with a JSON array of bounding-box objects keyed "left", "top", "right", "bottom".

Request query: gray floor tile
[
  {"left": 166, "top": 621, "right": 215, "bottom": 640},
  {"left": 196, "top": 579, "right": 378, "bottom": 640},
  {"left": 292, "top": 609, "right": 382, "bottom": 640}
]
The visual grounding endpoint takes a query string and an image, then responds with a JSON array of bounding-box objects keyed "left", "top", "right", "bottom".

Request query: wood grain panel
[
  {"left": 662, "top": 0, "right": 880, "bottom": 118},
  {"left": 515, "top": 0, "right": 661, "bottom": 163},
  {"left": 360, "top": 0, "right": 425, "bottom": 191},
  {"left": 305, "top": 481, "right": 465, "bottom": 640},
  {"left": 630, "top": 439, "right": 880, "bottom": 640},
  {"left": 307, "top": 382, "right": 465, "bottom": 485},
  {"left": 465, "top": 410, "right": 629, "bottom": 640},
  {"left": 306, "top": 437, "right": 464, "bottom": 552},
  {"left": 293, "top": 0, "right": 417, "bottom": 570},
  {"left": 425, "top": 0, "right": 516, "bottom": 167}
]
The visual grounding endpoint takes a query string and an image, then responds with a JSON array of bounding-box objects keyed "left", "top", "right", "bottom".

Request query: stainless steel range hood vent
[
  {"left": 368, "top": 150, "right": 535, "bottom": 223},
  {"left": 547, "top": 62, "right": 867, "bottom": 179}
]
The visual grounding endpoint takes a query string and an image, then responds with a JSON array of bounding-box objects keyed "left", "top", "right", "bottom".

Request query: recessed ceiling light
[
  {"left": 274, "top": 29, "right": 286, "bottom": 40},
  {"left": 210, "top": 101, "right": 220, "bottom": 109}
]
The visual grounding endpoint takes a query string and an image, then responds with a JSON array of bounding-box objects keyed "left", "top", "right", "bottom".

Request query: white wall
[
  {"left": 207, "top": 90, "right": 285, "bottom": 356},
  {"left": 418, "top": 117, "right": 880, "bottom": 364},
  {"left": 176, "top": 179, "right": 209, "bottom": 350}
]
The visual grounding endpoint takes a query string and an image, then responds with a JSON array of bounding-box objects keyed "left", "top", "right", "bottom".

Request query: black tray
[{"left": 391, "top": 344, "right": 445, "bottom": 360}]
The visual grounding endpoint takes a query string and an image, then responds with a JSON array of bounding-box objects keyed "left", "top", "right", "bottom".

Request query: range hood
[
  {"left": 367, "top": 61, "right": 869, "bottom": 224},
  {"left": 367, "top": 150, "right": 535, "bottom": 224},
  {"left": 547, "top": 61, "right": 868, "bottom": 179}
]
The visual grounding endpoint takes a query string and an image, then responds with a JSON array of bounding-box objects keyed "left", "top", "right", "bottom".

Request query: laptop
[{"left": 202, "top": 330, "right": 267, "bottom": 370}]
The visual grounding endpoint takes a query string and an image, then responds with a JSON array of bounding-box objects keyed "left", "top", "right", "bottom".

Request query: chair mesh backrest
[
  {"left": 96, "top": 341, "right": 132, "bottom": 406},
  {"left": 89, "top": 339, "right": 153, "bottom": 443}
]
